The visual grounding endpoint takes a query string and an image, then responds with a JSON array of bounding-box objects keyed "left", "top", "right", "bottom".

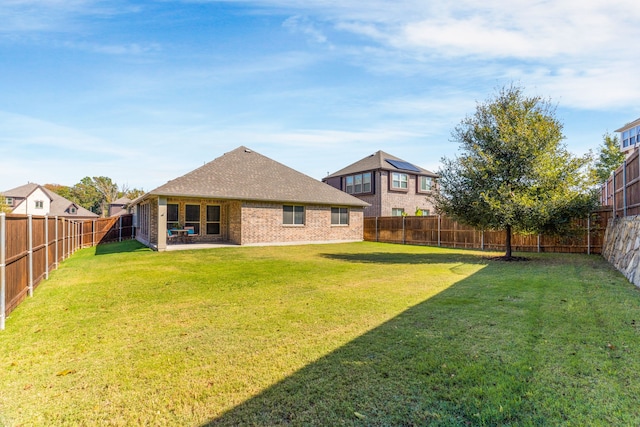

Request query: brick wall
[
  {"left": 239, "top": 202, "right": 364, "bottom": 245},
  {"left": 135, "top": 197, "right": 364, "bottom": 248},
  {"left": 378, "top": 171, "right": 436, "bottom": 216}
]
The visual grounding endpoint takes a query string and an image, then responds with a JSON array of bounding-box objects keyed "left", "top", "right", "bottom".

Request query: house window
[
  {"left": 167, "top": 203, "right": 179, "bottom": 229},
  {"left": 185, "top": 204, "right": 200, "bottom": 234},
  {"left": 139, "top": 203, "right": 150, "bottom": 238},
  {"left": 345, "top": 172, "right": 372, "bottom": 194},
  {"left": 331, "top": 207, "right": 349, "bottom": 225},
  {"left": 391, "top": 173, "right": 408, "bottom": 190},
  {"left": 419, "top": 176, "right": 434, "bottom": 192},
  {"left": 35, "top": 200, "right": 44, "bottom": 209},
  {"left": 5, "top": 197, "right": 13, "bottom": 206},
  {"left": 283, "top": 205, "right": 304, "bottom": 225},
  {"left": 392, "top": 208, "right": 405, "bottom": 216},
  {"left": 69, "top": 207, "right": 77, "bottom": 214},
  {"left": 206, "top": 205, "right": 221, "bottom": 235}
]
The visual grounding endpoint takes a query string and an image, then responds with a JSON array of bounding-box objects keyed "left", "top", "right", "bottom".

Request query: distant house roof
[
  {"left": 3, "top": 183, "right": 99, "bottom": 218},
  {"left": 111, "top": 197, "right": 131, "bottom": 205},
  {"left": 324, "top": 150, "right": 438, "bottom": 179},
  {"left": 138, "top": 146, "right": 369, "bottom": 207}
]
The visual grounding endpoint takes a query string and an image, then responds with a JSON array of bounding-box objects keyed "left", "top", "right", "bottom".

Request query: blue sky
[{"left": 2, "top": 0, "right": 639, "bottom": 192}]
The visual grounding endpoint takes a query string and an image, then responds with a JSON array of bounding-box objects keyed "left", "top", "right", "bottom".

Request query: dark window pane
[
  {"left": 331, "top": 207, "right": 339, "bottom": 224},
  {"left": 186, "top": 205, "right": 200, "bottom": 222},
  {"left": 167, "top": 204, "right": 179, "bottom": 222},
  {"left": 207, "top": 205, "right": 220, "bottom": 221},
  {"left": 340, "top": 209, "right": 348, "bottom": 224},
  {"left": 294, "top": 206, "right": 304, "bottom": 224},
  {"left": 206, "top": 223, "right": 220, "bottom": 235},
  {"left": 283, "top": 205, "right": 294, "bottom": 224}
]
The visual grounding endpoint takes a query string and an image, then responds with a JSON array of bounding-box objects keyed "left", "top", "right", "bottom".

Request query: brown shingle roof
[
  {"left": 324, "top": 150, "right": 437, "bottom": 179},
  {"left": 145, "top": 146, "right": 369, "bottom": 207}
]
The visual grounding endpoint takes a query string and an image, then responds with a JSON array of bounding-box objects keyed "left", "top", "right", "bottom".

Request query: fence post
[
  {"left": 119, "top": 216, "right": 123, "bottom": 242},
  {"left": 28, "top": 215, "right": 33, "bottom": 297},
  {"left": 438, "top": 215, "right": 441, "bottom": 247},
  {"left": 537, "top": 234, "right": 541, "bottom": 253},
  {"left": 402, "top": 216, "right": 406, "bottom": 245},
  {"left": 55, "top": 217, "right": 59, "bottom": 269},
  {"left": 481, "top": 230, "right": 484, "bottom": 250},
  {"left": 623, "top": 159, "right": 628, "bottom": 217},
  {"left": 375, "top": 217, "right": 379, "bottom": 242},
  {"left": 92, "top": 220, "right": 96, "bottom": 247},
  {"left": 587, "top": 215, "right": 591, "bottom": 255},
  {"left": 612, "top": 169, "right": 617, "bottom": 217},
  {"left": 1, "top": 213, "right": 6, "bottom": 330},
  {"left": 45, "top": 216, "right": 49, "bottom": 280},
  {"left": 61, "top": 218, "right": 66, "bottom": 260}
]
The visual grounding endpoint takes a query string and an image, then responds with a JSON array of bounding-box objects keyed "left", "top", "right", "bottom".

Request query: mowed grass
[{"left": 1, "top": 241, "right": 639, "bottom": 426}]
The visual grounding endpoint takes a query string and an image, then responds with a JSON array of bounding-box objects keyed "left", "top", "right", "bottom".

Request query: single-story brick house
[{"left": 131, "top": 146, "right": 369, "bottom": 251}]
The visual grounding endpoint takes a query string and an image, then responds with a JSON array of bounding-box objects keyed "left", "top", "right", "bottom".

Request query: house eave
[{"left": 138, "top": 191, "right": 369, "bottom": 208}]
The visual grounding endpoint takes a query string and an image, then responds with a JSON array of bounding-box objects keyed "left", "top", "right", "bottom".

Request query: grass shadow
[
  {"left": 321, "top": 251, "right": 498, "bottom": 265},
  {"left": 94, "top": 239, "right": 150, "bottom": 255},
  {"left": 203, "top": 252, "right": 638, "bottom": 426},
  {"left": 202, "top": 264, "right": 545, "bottom": 426}
]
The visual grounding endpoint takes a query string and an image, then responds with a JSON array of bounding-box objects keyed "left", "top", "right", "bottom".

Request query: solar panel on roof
[{"left": 385, "top": 159, "right": 421, "bottom": 172}]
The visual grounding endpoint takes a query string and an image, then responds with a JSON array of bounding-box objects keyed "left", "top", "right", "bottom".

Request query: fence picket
[
  {"left": 1, "top": 214, "right": 134, "bottom": 330},
  {"left": 364, "top": 210, "right": 611, "bottom": 254}
]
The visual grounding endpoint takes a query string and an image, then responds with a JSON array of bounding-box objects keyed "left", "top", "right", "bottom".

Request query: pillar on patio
[{"left": 157, "top": 197, "right": 168, "bottom": 251}]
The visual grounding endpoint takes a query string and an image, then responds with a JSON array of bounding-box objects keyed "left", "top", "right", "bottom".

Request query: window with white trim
[
  {"left": 331, "top": 207, "right": 349, "bottom": 225},
  {"left": 345, "top": 172, "right": 372, "bottom": 194},
  {"left": 392, "top": 208, "right": 405, "bottom": 216},
  {"left": 283, "top": 205, "right": 304, "bottom": 225},
  {"left": 206, "top": 205, "right": 221, "bottom": 235},
  {"left": 167, "top": 203, "right": 179, "bottom": 229},
  {"left": 391, "top": 173, "right": 408, "bottom": 190},
  {"left": 35, "top": 200, "right": 44, "bottom": 209},
  {"left": 185, "top": 204, "right": 200, "bottom": 234},
  {"left": 419, "top": 176, "right": 434, "bottom": 192}
]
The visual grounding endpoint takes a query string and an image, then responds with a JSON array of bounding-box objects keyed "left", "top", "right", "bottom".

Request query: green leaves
[{"left": 434, "top": 84, "right": 599, "bottom": 257}]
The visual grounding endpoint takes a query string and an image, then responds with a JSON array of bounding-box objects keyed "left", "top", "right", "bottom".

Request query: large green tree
[
  {"left": 46, "top": 177, "right": 144, "bottom": 217},
  {"left": 592, "top": 132, "right": 625, "bottom": 183},
  {"left": 0, "top": 195, "right": 12, "bottom": 213},
  {"left": 432, "top": 85, "right": 598, "bottom": 259}
]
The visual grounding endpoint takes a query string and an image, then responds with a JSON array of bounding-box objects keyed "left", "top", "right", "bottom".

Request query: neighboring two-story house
[
  {"left": 1, "top": 183, "right": 99, "bottom": 219},
  {"left": 616, "top": 117, "right": 640, "bottom": 156},
  {"left": 323, "top": 150, "right": 438, "bottom": 217}
]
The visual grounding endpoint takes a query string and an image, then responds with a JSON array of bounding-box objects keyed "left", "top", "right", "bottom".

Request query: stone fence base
[{"left": 602, "top": 216, "right": 640, "bottom": 287}]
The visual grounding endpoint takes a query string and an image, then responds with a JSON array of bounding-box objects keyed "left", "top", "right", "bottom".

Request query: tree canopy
[
  {"left": 432, "top": 85, "right": 598, "bottom": 259},
  {"left": 592, "top": 132, "right": 625, "bottom": 184},
  {"left": 45, "top": 177, "right": 144, "bottom": 217}
]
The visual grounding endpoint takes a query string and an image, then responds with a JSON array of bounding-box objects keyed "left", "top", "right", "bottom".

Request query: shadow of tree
[
  {"left": 203, "top": 263, "right": 547, "bottom": 426},
  {"left": 321, "top": 251, "right": 493, "bottom": 265}
]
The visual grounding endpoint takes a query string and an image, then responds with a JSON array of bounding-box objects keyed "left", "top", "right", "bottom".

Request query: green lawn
[{"left": 1, "top": 240, "right": 638, "bottom": 426}]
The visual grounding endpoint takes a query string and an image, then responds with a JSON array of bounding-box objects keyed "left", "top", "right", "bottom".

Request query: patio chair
[
  {"left": 184, "top": 226, "right": 196, "bottom": 243},
  {"left": 167, "top": 229, "right": 177, "bottom": 244}
]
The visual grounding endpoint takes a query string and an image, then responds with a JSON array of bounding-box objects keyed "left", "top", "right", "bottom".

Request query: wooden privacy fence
[
  {"left": 364, "top": 209, "right": 612, "bottom": 255},
  {"left": 0, "top": 213, "right": 134, "bottom": 330},
  {"left": 600, "top": 147, "right": 640, "bottom": 217}
]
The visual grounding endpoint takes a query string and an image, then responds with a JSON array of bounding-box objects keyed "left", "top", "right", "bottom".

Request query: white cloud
[{"left": 283, "top": 15, "right": 329, "bottom": 44}]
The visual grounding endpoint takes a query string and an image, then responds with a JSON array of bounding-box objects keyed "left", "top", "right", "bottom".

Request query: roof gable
[
  {"left": 146, "top": 146, "right": 369, "bottom": 207},
  {"left": 324, "top": 150, "right": 437, "bottom": 179}
]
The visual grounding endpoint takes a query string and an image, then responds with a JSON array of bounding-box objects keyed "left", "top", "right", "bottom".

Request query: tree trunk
[{"left": 505, "top": 225, "right": 512, "bottom": 259}]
